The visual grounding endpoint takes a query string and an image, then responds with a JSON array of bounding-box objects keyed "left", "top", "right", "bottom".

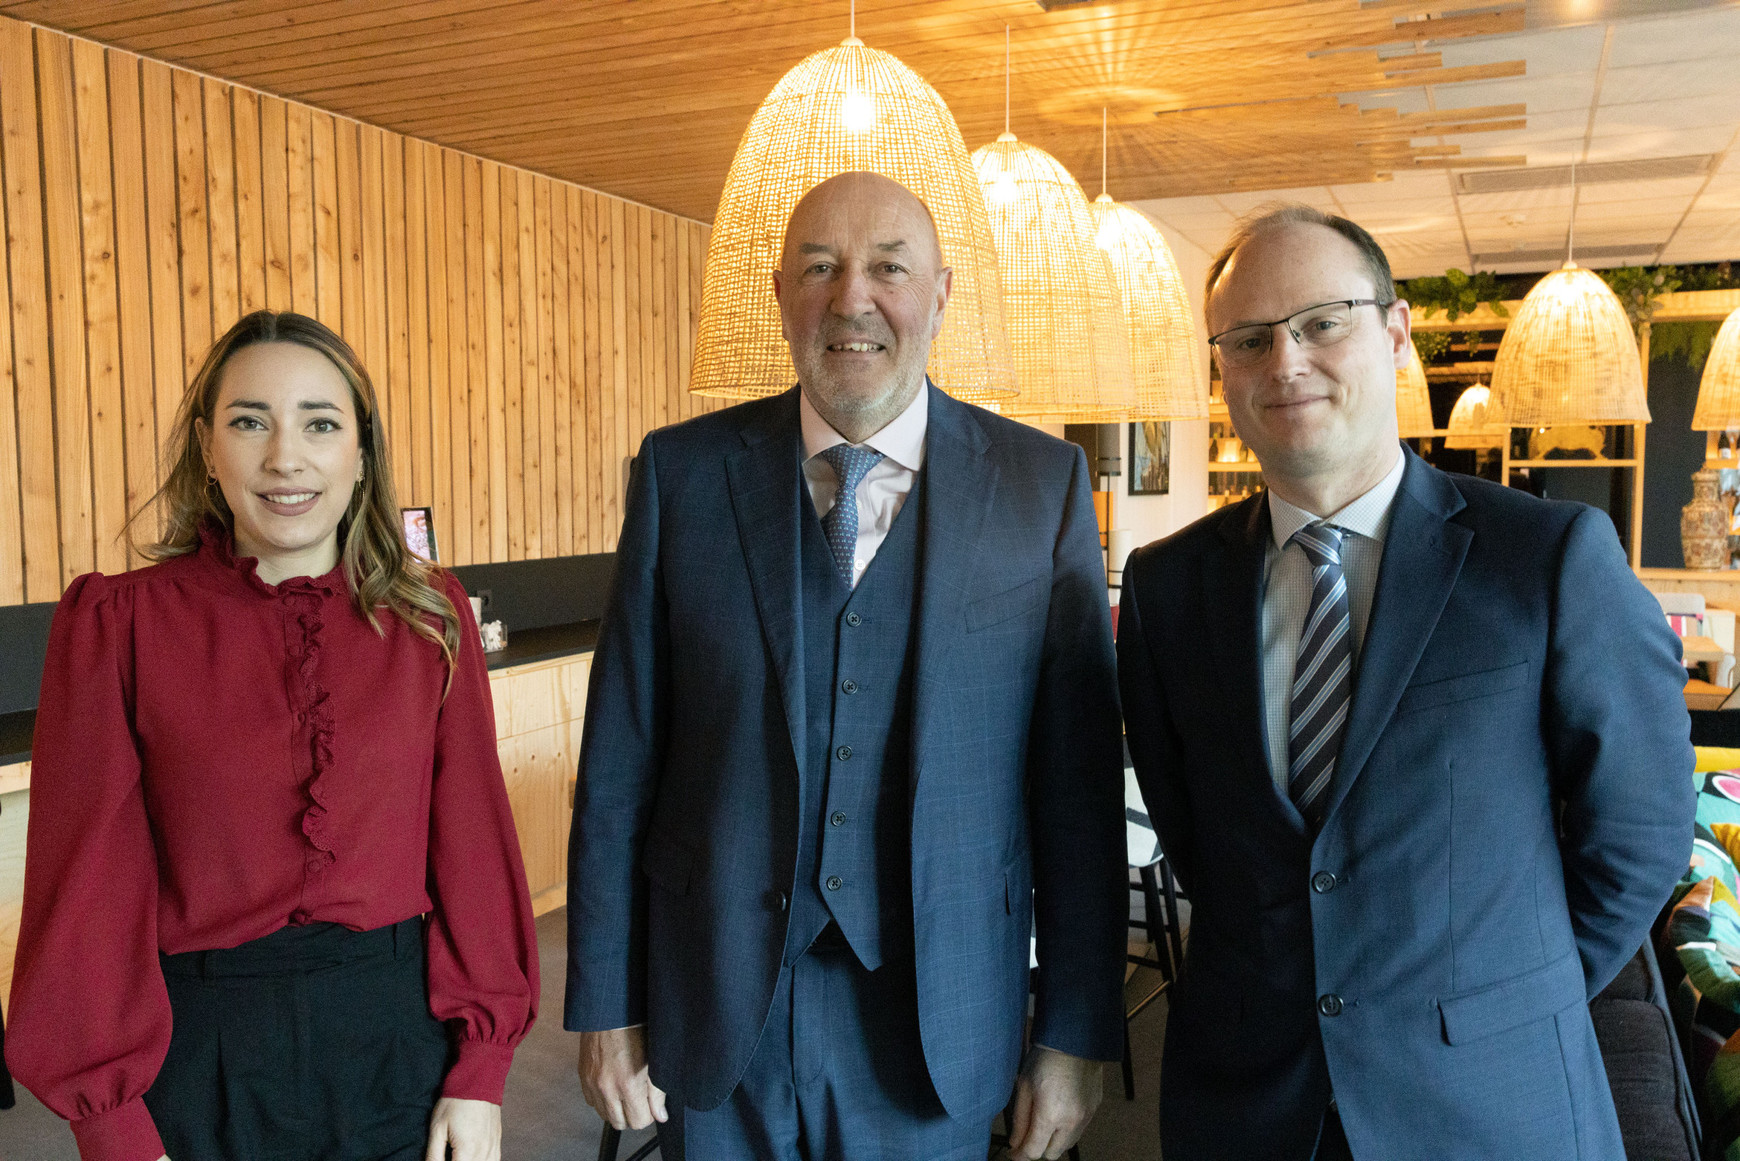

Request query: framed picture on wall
[
  {"left": 1130, "top": 422, "right": 1171, "bottom": 495},
  {"left": 401, "top": 506, "right": 438, "bottom": 563}
]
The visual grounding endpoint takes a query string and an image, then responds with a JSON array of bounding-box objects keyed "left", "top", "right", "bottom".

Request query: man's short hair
[{"left": 1205, "top": 204, "right": 1396, "bottom": 306}]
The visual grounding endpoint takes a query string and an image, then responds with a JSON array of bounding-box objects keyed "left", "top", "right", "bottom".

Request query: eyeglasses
[{"left": 1208, "top": 299, "right": 1393, "bottom": 369}]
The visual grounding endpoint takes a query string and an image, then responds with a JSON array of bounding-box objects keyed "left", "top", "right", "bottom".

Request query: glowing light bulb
[
  {"left": 841, "top": 88, "right": 876, "bottom": 134},
  {"left": 989, "top": 169, "right": 1020, "bottom": 206}
]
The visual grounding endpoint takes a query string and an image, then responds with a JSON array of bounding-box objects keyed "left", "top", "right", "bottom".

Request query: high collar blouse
[{"left": 5, "top": 528, "right": 539, "bottom": 1161}]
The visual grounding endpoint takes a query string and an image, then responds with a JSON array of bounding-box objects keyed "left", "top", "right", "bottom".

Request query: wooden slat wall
[{"left": 0, "top": 15, "right": 716, "bottom": 605}]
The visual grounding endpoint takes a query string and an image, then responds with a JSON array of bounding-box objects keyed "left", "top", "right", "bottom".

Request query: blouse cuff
[
  {"left": 70, "top": 1097, "right": 165, "bottom": 1161},
  {"left": 441, "top": 1038, "right": 517, "bottom": 1105}
]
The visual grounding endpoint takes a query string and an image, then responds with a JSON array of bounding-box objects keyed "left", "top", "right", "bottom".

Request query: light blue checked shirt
[{"left": 1260, "top": 451, "right": 1407, "bottom": 794}]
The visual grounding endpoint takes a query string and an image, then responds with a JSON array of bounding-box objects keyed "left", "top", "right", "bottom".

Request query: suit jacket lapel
[
  {"left": 1210, "top": 493, "right": 1300, "bottom": 825},
  {"left": 725, "top": 387, "right": 808, "bottom": 784},
  {"left": 911, "top": 386, "right": 996, "bottom": 789},
  {"left": 1320, "top": 450, "right": 1471, "bottom": 825}
]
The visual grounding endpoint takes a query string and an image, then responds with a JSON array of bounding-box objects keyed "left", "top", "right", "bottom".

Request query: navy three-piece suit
[
  {"left": 565, "top": 384, "right": 1126, "bottom": 1148},
  {"left": 1118, "top": 449, "right": 1695, "bottom": 1160}
]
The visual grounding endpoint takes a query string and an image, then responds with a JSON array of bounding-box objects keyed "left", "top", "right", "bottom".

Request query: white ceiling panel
[
  {"left": 1438, "top": 23, "right": 1605, "bottom": 75},
  {"left": 1588, "top": 126, "right": 1740, "bottom": 160},
  {"left": 1607, "top": 7, "right": 1740, "bottom": 67},
  {"left": 1458, "top": 186, "right": 1578, "bottom": 215},
  {"left": 1364, "top": 215, "right": 1463, "bottom": 238},
  {"left": 1660, "top": 211, "right": 1740, "bottom": 263},
  {"left": 1345, "top": 199, "right": 1459, "bottom": 222},
  {"left": 1593, "top": 99, "right": 1740, "bottom": 141},
  {"left": 1601, "top": 59, "right": 1740, "bottom": 107},
  {"left": 1690, "top": 179, "right": 1740, "bottom": 210},
  {"left": 1576, "top": 176, "right": 1710, "bottom": 203},
  {"left": 1447, "top": 73, "right": 1599, "bottom": 115}
]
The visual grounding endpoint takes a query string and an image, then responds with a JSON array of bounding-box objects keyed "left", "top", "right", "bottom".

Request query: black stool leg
[
  {"left": 598, "top": 1125, "right": 620, "bottom": 1161},
  {"left": 1157, "top": 858, "right": 1185, "bottom": 975},
  {"left": 1121, "top": 1026, "right": 1136, "bottom": 1101}
]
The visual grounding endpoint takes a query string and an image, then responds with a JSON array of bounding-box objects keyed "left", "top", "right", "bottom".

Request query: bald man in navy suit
[{"left": 566, "top": 172, "right": 1127, "bottom": 1161}]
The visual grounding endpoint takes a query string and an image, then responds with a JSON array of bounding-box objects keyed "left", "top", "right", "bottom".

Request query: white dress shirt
[
  {"left": 799, "top": 383, "right": 929, "bottom": 587},
  {"left": 1260, "top": 451, "right": 1407, "bottom": 792}
]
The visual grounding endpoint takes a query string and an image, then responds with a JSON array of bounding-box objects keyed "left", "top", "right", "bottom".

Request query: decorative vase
[{"left": 1682, "top": 469, "right": 1729, "bottom": 569}]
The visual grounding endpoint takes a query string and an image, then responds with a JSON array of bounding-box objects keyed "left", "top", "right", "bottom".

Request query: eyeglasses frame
[{"left": 1207, "top": 298, "right": 1397, "bottom": 366}]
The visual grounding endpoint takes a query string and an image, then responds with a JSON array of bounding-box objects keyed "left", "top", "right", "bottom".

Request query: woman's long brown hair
[{"left": 130, "top": 310, "right": 462, "bottom": 675}]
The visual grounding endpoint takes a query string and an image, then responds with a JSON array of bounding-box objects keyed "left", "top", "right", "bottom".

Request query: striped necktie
[
  {"left": 818, "top": 444, "right": 884, "bottom": 585},
  {"left": 1288, "top": 522, "right": 1352, "bottom": 830}
]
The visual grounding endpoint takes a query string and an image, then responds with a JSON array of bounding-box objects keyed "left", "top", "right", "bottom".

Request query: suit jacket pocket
[
  {"left": 967, "top": 576, "right": 1047, "bottom": 633},
  {"left": 1437, "top": 949, "right": 1586, "bottom": 1045},
  {"left": 640, "top": 830, "right": 694, "bottom": 896},
  {"left": 1395, "top": 659, "right": 1530, "bottom": 717}
]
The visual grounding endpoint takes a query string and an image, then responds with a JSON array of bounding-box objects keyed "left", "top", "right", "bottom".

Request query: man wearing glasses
[{"left": 1117, "top": 205, "right": 1693, "bottom": 1160}]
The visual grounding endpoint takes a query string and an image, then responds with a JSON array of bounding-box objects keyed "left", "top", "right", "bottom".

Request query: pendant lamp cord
[
  {"left": 1004, "top": 26, "right": 1011, "bottom": 137},
  {"left": 1102, "top": 107, "right": 1108, "bottom": 199},
  {"left": 1568, "top": 161, "right": 1577, "bottom": 264},
  {"left": 849, "top": 0, "right": 855, "bottom": 40}
]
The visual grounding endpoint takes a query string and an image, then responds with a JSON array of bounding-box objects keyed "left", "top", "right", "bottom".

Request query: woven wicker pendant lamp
[
  {"left": 1395, "top": 347, "right": 1435, "bottom": 438},
  {"left": 1088, "top": 113, "right": 1206, "bottom": 421},
  {"left": 689, "top": 10, "right": 1013, "bottom": 404},
  {"left": 969, "top": 38, "right": 1132, "bottom": 421},
  {"left": 1445, "top": 383, "right": 1506, "bottom": 449},
  {"left": 1489, "top": 169, "right": 1648, "bottom": 425},
  {"left": 1488, "top": 263, "right": 1648, "bottom": 425},
  {"left": 1691, "top": 308, "right": 1740, "bottom": 431}
]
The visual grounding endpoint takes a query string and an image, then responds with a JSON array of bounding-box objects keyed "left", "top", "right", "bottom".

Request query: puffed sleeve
[
  {"left": 6, "top": 574, "right": 169, "bottom": 1161},
  {"left": 423, "top": 571, "right": 540, "bottom": 1103}
]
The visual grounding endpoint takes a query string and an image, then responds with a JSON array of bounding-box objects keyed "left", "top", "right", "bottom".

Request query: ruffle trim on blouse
[
  {"left": 295, "top": 604, "right": 339, "bottom": 868},
  {"left": 199, "top": 521, "right": 347, "bottom": 598}
]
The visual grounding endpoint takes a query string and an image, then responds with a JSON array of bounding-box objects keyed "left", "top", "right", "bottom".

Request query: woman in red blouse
[{"left": 6, "top": 311, "right": 539, "bottom": 1161}]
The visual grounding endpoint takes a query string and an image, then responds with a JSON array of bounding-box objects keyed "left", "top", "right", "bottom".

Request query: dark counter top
[
  {"left": 1, "top": 709, "right": 31, "bottom": 767},
  {"left": 0, "top": 620, "right": 601, "bottom": 766},
  {"left": 483, "top": 620, "right": 600, "bottom": 671}
]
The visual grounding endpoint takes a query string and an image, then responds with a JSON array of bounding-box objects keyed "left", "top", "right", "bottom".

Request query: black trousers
[{"left": 144, "top": 917, "right": 450, "bottom": 1161}]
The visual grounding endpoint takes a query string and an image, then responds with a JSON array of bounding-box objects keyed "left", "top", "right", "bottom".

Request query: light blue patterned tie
[
  {"left": 1288, "top": 522, "right": 1352, "bottom": 831},
  {"left": 818, "top": 444, "right": 884, "bottom": 585}
]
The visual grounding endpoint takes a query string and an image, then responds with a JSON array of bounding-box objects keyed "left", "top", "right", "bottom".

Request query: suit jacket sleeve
[
  {"left": 1545, "top": 506, "right": 1694, "bottom": 997},
  {"left": 1026, "top": 445, "right": 1129, "bottom": 1063},
  {"left": 564, "top": 437, "right": 670, "bottom": 1031},
  {"left": 1116, "top": 554, "right": 1197, "bottom": 897}
]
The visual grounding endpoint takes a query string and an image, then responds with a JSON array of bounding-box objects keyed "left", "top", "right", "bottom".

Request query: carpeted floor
[{"left": 0, "top": 906, "right": 1172, "bottom": 1160}]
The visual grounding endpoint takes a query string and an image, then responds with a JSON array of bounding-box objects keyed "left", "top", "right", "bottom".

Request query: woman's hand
[{"left": 425, "top": 1096, "right": 501, "bottom": 1161}]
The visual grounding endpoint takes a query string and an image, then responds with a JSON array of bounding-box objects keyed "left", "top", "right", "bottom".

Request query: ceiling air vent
[
  {"left": 1457, "top": 154, "right": 1713, "bottom": 194},
  {"left": 1470, "top": 242, "right": 1659, "bottom": 266}
]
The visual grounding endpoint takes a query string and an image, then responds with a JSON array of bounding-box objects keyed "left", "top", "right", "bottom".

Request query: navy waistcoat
[{"left": 785, "top": 468, "right": 924, "bottom": 971}]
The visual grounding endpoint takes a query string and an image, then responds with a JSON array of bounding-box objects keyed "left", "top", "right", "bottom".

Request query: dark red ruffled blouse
[{"left": 5, "top": 528, "right": 539, "bottom": 1161}]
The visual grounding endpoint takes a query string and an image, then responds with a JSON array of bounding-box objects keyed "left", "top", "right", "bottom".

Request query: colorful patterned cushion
[{"left": 1666, "top": 762, "right": 1740, "bottom": 1157}]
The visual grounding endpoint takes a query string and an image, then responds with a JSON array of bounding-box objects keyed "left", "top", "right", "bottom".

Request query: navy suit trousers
[{"left": 657, "top": 935, "right": 991, "bottom": 1161}]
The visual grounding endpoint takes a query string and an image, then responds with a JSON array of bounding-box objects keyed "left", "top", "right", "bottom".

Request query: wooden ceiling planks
[{"left": 0, "top": 0, "right": 1531, "bottom": 221}]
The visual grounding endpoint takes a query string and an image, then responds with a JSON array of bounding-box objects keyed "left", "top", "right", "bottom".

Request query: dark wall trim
[
  {"left": 0, "top": 602, "right": 56, "bottom": 718},
  {"left": 448, "top": 552, "right": 617, "bottom": 633}
]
